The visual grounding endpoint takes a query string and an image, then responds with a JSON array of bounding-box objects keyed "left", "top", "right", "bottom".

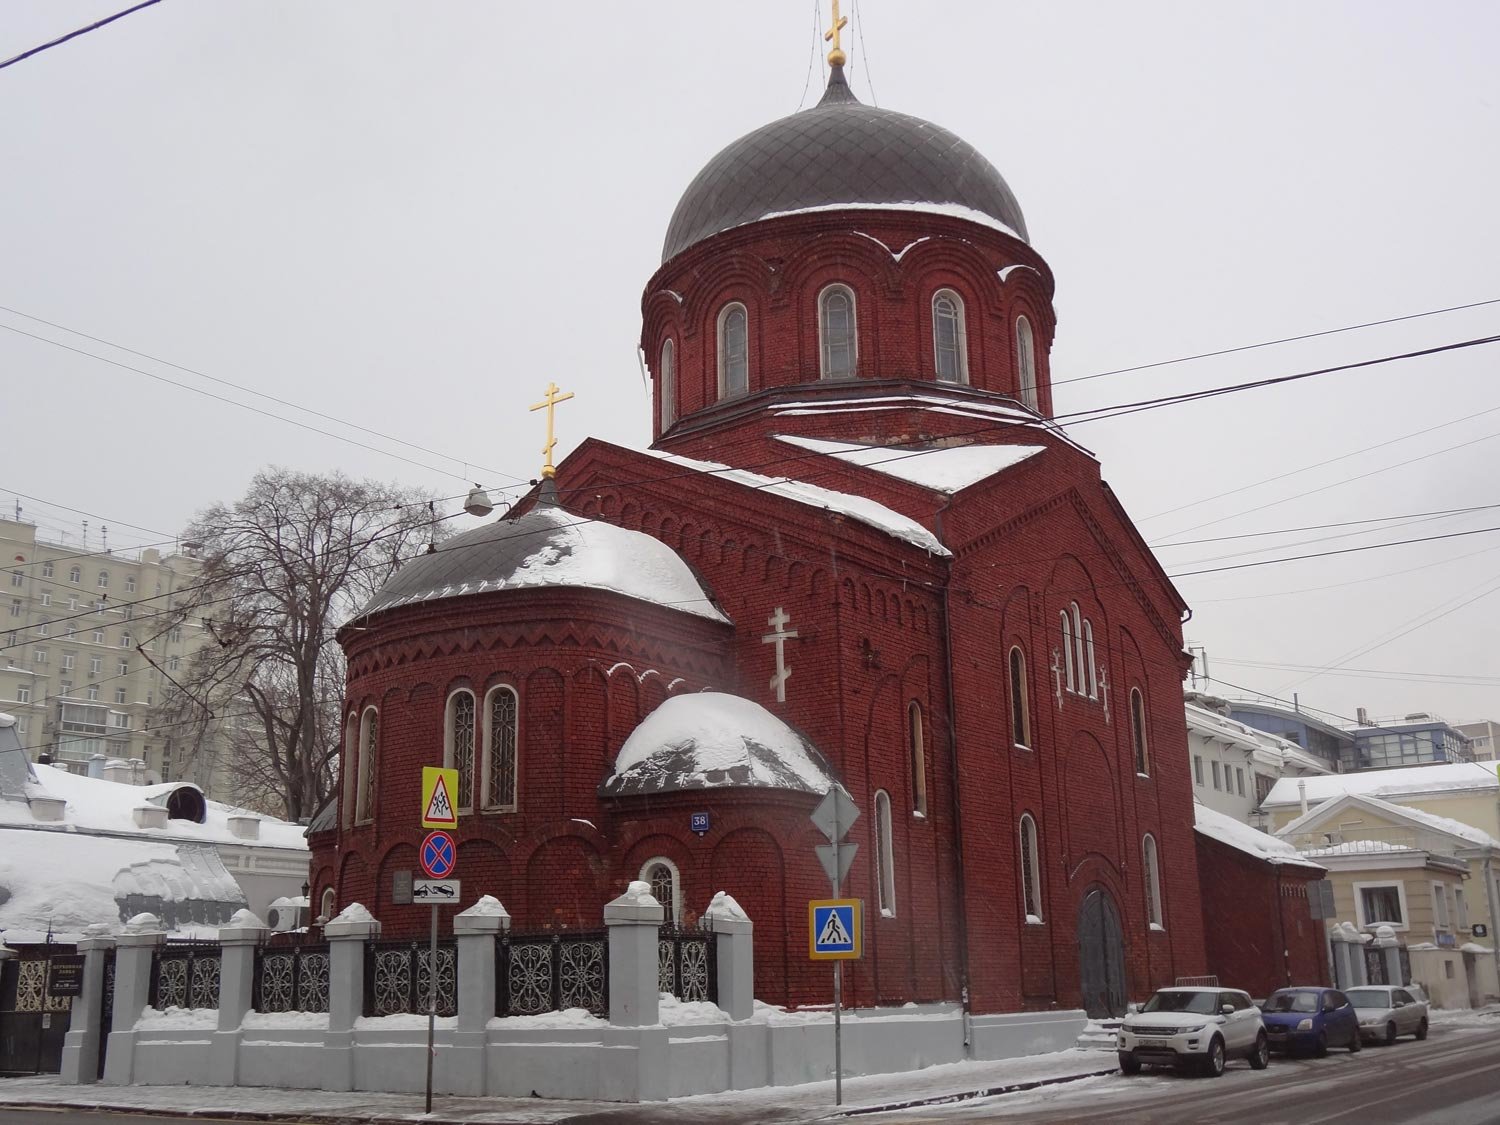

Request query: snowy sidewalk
[{"left": 0, "top": 1049, "right": 1118, "bottom": 1122}]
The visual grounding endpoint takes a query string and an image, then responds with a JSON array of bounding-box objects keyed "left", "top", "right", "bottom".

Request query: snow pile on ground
[
  {"left": 240, "top": 1010, "right": 329, "bottom": 1031},
  {"left": 1193, "top": 803, "right": 1325, "bottom": 869},
  {"left": 639, "top": 448, "right": 950, "bottom": 555},
  {"left": 657, "top": 993, "right": 726, "bottom": 1025},
  {"left": 604, "top": 693, "right": 837, "bottom": 796},
  {"left": 137, "top": 1006, "right": 219, "bottom": 1030},
  {"left": 487, "top": 1007, "right": 605, "bottom": 1030},
  {"left": 774, "top": 434, "right": 1045, "bottom": 494}
]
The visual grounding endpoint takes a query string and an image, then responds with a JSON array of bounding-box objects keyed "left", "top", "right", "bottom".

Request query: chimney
[
  {"left": 102, "top": 758, "right": 132, "bottom": 786},
  {"left": 227, "top": 814, "right": 261, "bottom": 841},
  {"left": 1357, "top": 706, "right": 1371, "bottom": 726},
  {"left": 132, "top": 803, "right": 169, "bottom": 830},
  {"left": 1298, "top": 780, "right": 1309, "bottom": 817},
  {"left": 88, "top": 754, "right": 107, "bottom": 779}
]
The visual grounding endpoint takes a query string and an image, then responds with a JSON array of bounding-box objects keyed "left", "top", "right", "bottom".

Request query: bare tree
[{"left": 162, "top": 469, "right": 442, "bottom": 820}]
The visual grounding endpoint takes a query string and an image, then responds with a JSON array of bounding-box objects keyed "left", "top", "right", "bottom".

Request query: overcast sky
[{"left": 4, "top": 1, "right": 1498, "bottom": 730}]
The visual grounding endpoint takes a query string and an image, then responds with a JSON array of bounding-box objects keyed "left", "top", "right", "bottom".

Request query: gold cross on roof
[
  {"left": 824, "top": 0, "right": 848, "bottom": 67},
  {"left": 529, "top": 381, "right": 575, "bottom": 479}
]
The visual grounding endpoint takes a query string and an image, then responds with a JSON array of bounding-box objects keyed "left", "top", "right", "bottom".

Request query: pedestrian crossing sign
[
  {"left": 809, "top": 899, "right": 862, "bottom": 960},
  {"left": 421, "top": 766, "right": 460, "bottom": 829}
]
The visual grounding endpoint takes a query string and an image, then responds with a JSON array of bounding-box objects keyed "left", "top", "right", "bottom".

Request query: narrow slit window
[
  {"left": 1017, "top": 315, "right": 1038, "bottom": 409},
  {"left": 1144, "top": 834, "right": 1163, "bottom": 927},
  {"left": 1009, "top": 646, "right": 1031, "bottom": 748},
  {"left": 659, "top": 338, "right": 676, "bottom": 429},
  {"left": 1131, "top": 688, "right": 1149, "bottom": 775},
  {"left": 356, "top": 707, "right": 378, "bottom": 822},
  {"left": 933, "top": 290, "right": 968, "bottom": 382},
  {"left": 1020, "top": 813, "right": 1042, "bottom": 921},
  {"left": 874, "top": 790, "right": 896, "bottom": 917},
  {"left": 718, "top": 303, "right": 748, "bottom": 397},
  {"left": 908, "top": 701, "right": 927, "bottom": 816}
]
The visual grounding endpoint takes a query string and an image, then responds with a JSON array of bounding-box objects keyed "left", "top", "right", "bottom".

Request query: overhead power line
[{"left": 0, "top": 0, "right": 161, "bottom": 72}]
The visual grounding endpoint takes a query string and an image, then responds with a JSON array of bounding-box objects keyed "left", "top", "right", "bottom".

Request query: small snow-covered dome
[
  {"left": 353, "top": 491, "right": 727, "bottom": 625},
  {"left": 602, "top": 692, "right": 838, "bottom": 797},
  {"left": 661, "top": 66, "right": 1029, "bottom": 263}
]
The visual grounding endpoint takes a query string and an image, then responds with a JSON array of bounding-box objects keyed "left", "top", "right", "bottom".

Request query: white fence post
[
  {"left": 321, "top": 904, "right": 380, "bottom": 1093},
  {"left": 59, "top": 934, "right": 115, "bottom": 1084},
  {"left": 604, "top": 881, "right": 664, "bottom": 1027},
  {"left": 103, "top": 914, "right": 165, "bottom": 1085},
  {"left": 705, "top": 892, "right": 754, "bottom": 1021},
  {"left": 209, "top": 910, "right": 268, "bottom": 1086}
]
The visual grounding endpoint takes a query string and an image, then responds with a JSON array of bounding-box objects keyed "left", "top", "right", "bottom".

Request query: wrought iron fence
[
  {"left": 362, "top": 940, "right": 457, "bottom": 1018},
  {"left": 252, "top": 942, "right": 330, "bottom": 1013},
  {"left": 1363, "top": 945, "right": 1388, "bottom": 985},
  {"left": 658, "top": 923, "right": 716, "bottom": 1004},
  {"left": 495, "top": 930, "right": 607, "bottom": 1018},
  {"left": 150, "top": 941, "right": 221, "bottom": 1010},
  {"left": 1399, "top": 946, "right": 1412, "bottom": 985}
]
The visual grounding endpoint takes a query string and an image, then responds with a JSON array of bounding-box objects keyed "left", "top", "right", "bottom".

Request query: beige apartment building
[{"left": 1, "top": 516, "right": 229, "bottom": 796}]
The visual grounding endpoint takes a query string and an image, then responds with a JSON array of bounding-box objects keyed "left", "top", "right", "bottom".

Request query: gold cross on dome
[
  {"left": 824, "top": 0, "right": 848, "bottom": 67},
  {"left": 529, "top": 381, "right": 575, "bottom": 479}
]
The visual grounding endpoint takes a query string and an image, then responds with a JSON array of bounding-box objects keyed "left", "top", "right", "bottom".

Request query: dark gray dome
[{"left": 661, "top": 67, "right": 1029, "bottom": 263}]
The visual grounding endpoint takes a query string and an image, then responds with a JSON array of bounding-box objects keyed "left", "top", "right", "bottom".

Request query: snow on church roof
[
  {"left": 637, "top": 449, "right": 950, "bottom": 556},
  {"left": 1262, "top": 761, "right": 1499, "bottom": 809},
  {"left": 602, "top": 692, "right": 838, "bottom": 798},
  {"left": 354, "top": 498, "right": 729, "bottom": 625},
  {"left": 773, "top": 435, "right": 1045, "bottom": 494},
  {"left": 1194, "top": 802, "right": 1325, "bottom": 871}
]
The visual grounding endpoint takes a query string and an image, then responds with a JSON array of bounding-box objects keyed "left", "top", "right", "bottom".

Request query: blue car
[{"left": 1260, "top": 987, "right": 1361, "bottom": 1056}]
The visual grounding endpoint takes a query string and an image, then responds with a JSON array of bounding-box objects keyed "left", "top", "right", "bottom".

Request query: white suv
[{"left": 1118, "top": 986, "right": 1270, "bottom": 1077}]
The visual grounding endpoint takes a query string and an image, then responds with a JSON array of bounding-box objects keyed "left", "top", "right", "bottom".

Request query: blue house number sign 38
[{"left": 691, "top": 811, "right": 711, "bottom": 836}]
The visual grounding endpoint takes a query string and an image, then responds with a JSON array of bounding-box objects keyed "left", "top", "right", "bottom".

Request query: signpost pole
[
  {"left": 831, "top": 799, "right": 842, "bottom": 1106},
  {"left": 426, "top": 901, "right": 437, "bottom": 1115}
]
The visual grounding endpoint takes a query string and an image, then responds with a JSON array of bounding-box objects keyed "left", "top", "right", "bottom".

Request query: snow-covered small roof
[
  {"left": 1263, "top": 762, "right": 1499, "bottom": 809},
  {"left": 637, "top": 449, "right": 949, "bottom": 556},
  {"left": 353, "top": 493, "right": 729, "bottom": 625},
  {"left": 1193, "top": 803, "right": 1325, "bottom": 871},
  {"left": 1276, "top": 791, "right": 1500, "bottom": 851},
  {"left": 0, "top": 763, "right": 308, "bottom": 850},
  {"left": 1297, "top": 840, "right": 1420, "bottom": 858},
  {"left": 602, "top": 692, "right": 838, "bottom": 797},
  {"left": 774, "top": 435, "right": 1045, "bottom": 494}
]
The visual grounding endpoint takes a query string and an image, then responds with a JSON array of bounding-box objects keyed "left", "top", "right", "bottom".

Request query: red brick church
[{"left": 308, "top": 48, "right": 1209, "bottom": 1018}]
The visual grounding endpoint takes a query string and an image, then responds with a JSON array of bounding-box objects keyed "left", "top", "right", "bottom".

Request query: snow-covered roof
[
  {"left": 602, "top": 692, "right": 838, "bottom": 798},
  {"left": 1263, "top": 762, "right": 1499, "bottom": 809},
  {"left": 1276, "top": 791, "right": 1500, "bottom": 851},
  {"left": 1193, "top": 803, "right": 1325, "bottom": 871},
  {"left": 0, "top": 763, "right": 308, "bottom": 850},
  {"left": 353, "top": 495, "right": 729, "bottom": 625},
  {"left": 637, "top": 449, "right": 949, "bottom": 556},
  {"left": 773, "top": 435, "right": 1045, "bottom": 494},
  {"left": 1185, "top": 701, "right": 1333, "bottom": 775},
  {"left": 0, "top": 829, "right": 247, "bottom": 943},
  {"left": 1297, "top": 840, "right": 1420, "bottom": 858}
]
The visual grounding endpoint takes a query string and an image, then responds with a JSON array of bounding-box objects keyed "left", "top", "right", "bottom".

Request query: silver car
[{"left": 1346, "top": 985, "right": 1430, "bottom": 1044}]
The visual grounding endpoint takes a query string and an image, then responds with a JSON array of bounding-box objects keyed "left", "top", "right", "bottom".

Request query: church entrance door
[{"left": 1077, "top": 887, "right": 1127, "bottom": 1018}]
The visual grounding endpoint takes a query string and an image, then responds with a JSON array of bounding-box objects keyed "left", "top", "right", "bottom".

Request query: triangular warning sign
[
  {"left": 424, "top": 775, "right": 455, "bottom": 825},
  {"left": 818, "top": 910, "right": 850, "bottom": 948}
]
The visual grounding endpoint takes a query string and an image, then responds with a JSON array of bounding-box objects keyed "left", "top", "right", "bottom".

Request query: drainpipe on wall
[{"left": 934, "top": 503, "right": 973, "bottom": 1051}]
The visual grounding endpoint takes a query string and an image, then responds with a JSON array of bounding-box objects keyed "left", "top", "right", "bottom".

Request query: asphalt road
[{"left": 861, "top": 1024, "right": 1500, "bottom": 1125}]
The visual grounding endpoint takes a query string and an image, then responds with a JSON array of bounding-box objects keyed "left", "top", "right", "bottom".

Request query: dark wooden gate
[
  {"left": 0, "top": 951, "right": 74, "bottom": 1076},
  {"left": 1077, "top": 887, "right": 1127, "bottom": 1018}
]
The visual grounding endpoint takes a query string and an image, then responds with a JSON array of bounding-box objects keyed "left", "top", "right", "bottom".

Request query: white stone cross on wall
[{"left": 761, "top": 606, "right": 799, "bottom": 703}]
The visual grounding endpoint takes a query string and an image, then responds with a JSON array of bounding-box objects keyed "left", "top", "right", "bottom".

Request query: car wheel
[
  {"left": 1118, "top": 1052, "right": 1141, "bottom": 1075},
  {"left": 1348, "top": 1029, "right": 1362, "bottom": 1053},
  {"left": 1415, "top": 1018, "right": 1429, "bottom": 1041},
  {"left": 1248, "top": 1031, "right": 1270, "bottom": 1070},
  {"left": 1201, "top": 1037, "right": 1226, "bottom": 1078},
  {"left": 1315, "top": 1030, "right": 1329, "bottom": 1058},
  {"left": 1384, "top": 1021, "right": 1398, "bottom": 1046}
]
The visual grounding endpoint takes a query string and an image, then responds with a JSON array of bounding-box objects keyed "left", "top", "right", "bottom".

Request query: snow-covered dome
[
  {"left": 602, "top": 692, "right": 838, "bottom": 797},
  {"left": 661, "top": 65, "right": 1029, "bottom": 263},
  {"left": 353, "top": 490, "right": 728, "bottom": 625}
]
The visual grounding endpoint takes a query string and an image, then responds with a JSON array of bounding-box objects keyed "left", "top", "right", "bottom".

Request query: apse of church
[{"left": 309, "top": 27, "right": 1207, "bottom": 1018}]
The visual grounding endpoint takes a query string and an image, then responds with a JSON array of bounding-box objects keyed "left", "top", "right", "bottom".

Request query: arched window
[
  {"left": 444, "top": 689, "right": 476, "bottom": 814},
  {"left": 341, "top": 712, "right": 358, "bottom": 828},
  {"left": 932, "top": 290, "right": 968, "bottom": 383},
  {"left": 1082, "top": 618, "right": 1098, "bottom": 700},
  {"left": 356, "top": 707, "right": 378, "bottom": 823},
  {"left": 97, "top": 570, "right": 109, "bottom": 589},
  {"left": 874, "top": 789, "right": 896, "bottom": 917},
  {"left": 482, "top": 684, "right": 519, "bottom": 811},
  {"left": 659, "top": 338, "right": 676, "bottom": 429},
  {"left": 1009, "top": 646, "right": 1031, "bottom": 749},
  {"left": 1016, "top": 316, "right": 1038, "bottom": 409},
  {"left": 1059, "top": 610, "right": 1076, "bottom": 692},
  {"left": 908, "top": 701, "right": 927, "bottom": 817},
  {"left": 1131, "top": 688, "right": 1150, "bottom": 776},
  {"left": 319, "top": 886, "right": 336, "bottom": 923},
  {"left": 1071, "top": 603, "right": 1087, "bottom": 695},
  {"left": 68, "top": 566, "right": 81, "bottom": 584},
  {"left": 1020, "top": 813, "right": 1042, "bottom": 922},
  {"left": 1144, "top": 834, "right": 1163, "bottom": 928},
  {"left": 819, "top": 284, "right": 857, "bottom": 379},
  {"left": 640, "top": 857, "right": 681, "bottom": 924},
  {"left": 717, "top": 302, "right": 748, "bottom": 398}
]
